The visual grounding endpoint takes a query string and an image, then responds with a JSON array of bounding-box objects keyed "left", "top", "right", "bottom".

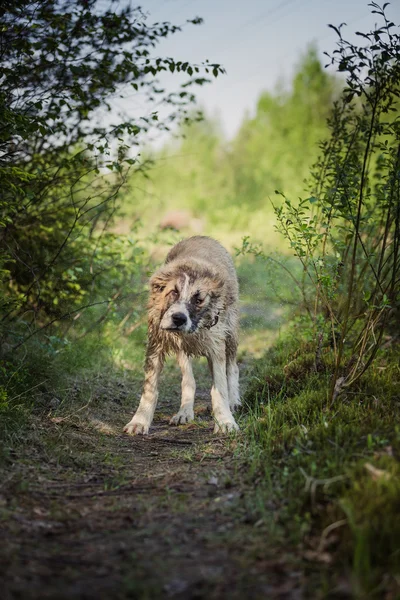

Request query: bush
[{"left": 271, "top": 4, "right": 400, "bottom": 401}]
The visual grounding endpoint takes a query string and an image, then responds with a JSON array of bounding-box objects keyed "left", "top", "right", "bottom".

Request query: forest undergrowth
[
  {"left": 1, "top": 2, "right": 399, "bottom": 599},
  {"left": 1, "top": 253, "right": 399, "bottom": 599}
]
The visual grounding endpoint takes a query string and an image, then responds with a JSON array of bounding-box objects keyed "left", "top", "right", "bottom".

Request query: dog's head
[{"left": 149, "top": 264, "right": 224, "bottom": 333}]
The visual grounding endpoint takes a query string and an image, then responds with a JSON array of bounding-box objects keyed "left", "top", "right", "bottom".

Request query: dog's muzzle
[{"left": 160, "top": 306, "right": 192, "bottom": 332}]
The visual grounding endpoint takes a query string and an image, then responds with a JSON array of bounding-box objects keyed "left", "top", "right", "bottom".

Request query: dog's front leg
[
  {"left": 209, "top": 348, "right": 239, "bottom": 434},
  {"left": 170, "top": 352, "right": 196, "bottom": 425},
  {"left": 123, "top": 344, "right": 164, "bottom": 435}
]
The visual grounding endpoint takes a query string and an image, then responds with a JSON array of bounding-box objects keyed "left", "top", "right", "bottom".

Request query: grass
[
  {"left": 1, "top": 248, "right": 399, "bottom": 598},
  {"left": 240, "top": 337, "right": 400, "bottom": 598}
]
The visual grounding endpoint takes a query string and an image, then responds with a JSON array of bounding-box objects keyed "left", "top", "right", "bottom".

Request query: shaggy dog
[{"left": 123, "top": 236, "right": 240, "bottom": 435}]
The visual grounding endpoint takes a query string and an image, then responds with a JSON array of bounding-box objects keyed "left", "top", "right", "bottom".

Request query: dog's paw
[
  {"left": 123, "top": 418, "right": 150, "bottom": 435},
  {"left": 169, "top": 408, "right": 194, "bottom": 426},
  {"left": 229, "top": 401, "right": 241, "bottom": 413},
  {"left": 213, "top": 419, "right": 239, "bottom": 434}
]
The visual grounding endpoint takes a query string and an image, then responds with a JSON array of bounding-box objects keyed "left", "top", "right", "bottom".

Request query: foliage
[
  {"left": 271, "top": 3, "right": 400, "bottom": 400},
  {"left": 119, "top": 46, "right": 338, "bottom": 240},
  {"left": 230, "top": 46, "right": 338, "bottom": 210},
  {"left": 0, "top": 0, "right": 223, "bottom": 356},
  {"left": 237, "top": 7, "right": 400, "bottom": 594}
]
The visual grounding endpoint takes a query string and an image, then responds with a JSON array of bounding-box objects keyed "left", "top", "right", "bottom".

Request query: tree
[
  {"left": 0, "top": 0, "right": 223, "bottom": 352},
  {"left": 230, "top": 46, "right": 339, "bottom": 209}
]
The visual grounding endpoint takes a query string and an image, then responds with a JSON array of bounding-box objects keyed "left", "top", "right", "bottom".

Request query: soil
[{"left": 0, "top": 366, "right": 305, "bottom": 600}]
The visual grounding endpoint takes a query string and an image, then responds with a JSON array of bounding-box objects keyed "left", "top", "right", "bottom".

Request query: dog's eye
[
  {"left": 169, "top": 289, "right": 178, "bottom": 300},
  {"left": 193, "top": 295, "right": 204, "bottom": 306}
]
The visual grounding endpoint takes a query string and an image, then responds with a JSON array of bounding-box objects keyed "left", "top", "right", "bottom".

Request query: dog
[{"left": 123, "top": 236, "right": 240, "bottom": 435}]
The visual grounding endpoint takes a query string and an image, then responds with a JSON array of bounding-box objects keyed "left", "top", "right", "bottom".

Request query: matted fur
[{"left": 123, "top": 236, "right": 240, "bottom": 435}]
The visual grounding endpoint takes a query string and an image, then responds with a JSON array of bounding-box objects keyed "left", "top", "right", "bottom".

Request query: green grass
[
  {"left": 1, "top": 246, "right": 399, "bottom": 598},
  {"left": 241, "top": 338, "right": 400, "bottom": 597}
]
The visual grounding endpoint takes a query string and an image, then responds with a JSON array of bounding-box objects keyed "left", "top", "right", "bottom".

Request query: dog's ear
[{"left": 208, "top": 275, "right": 224, "bottom": 293}]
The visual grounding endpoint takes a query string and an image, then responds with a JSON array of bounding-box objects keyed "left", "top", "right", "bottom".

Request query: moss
[
  {"left": 340, "top": 458, "right": 400, "bottom": 585},
  {"left": 243, "top": 340, "right": 400, "bottom": 597}
]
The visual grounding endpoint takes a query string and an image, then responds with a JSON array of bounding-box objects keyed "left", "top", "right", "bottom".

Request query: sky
[{"left": 111, "top": 0, "right": 400, "bottom": 141}]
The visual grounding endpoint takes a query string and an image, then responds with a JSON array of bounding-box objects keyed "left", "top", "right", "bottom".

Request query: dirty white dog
[{"left": 123, "top": 236, "right": 240, "bottom": 435}]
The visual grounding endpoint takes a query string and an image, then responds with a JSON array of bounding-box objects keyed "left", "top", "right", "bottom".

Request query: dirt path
[{"left": 0, "top": 360, "right": 304, "bottom": 600}]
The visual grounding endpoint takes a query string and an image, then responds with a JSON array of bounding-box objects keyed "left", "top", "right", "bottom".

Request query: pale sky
[{"left": 110, "top": 0, "right": 399, "bottom": 141}]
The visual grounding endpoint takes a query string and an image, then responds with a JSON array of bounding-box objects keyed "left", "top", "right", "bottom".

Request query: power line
[
  {"left": 211, "top": 0, "right": 303, "bottom": 58},
  {"left": 241, "top": 0, "right": 300, "bottom": 31}
]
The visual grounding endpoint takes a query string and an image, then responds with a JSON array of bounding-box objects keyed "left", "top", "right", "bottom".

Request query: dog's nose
[{"left": 172, "top": 312, "right": 187, "bottom": 327}]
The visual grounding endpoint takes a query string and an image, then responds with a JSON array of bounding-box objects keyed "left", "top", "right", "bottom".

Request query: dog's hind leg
[
  {"left": 170, "top": 352, "right": 196, "bottom": 425},
  {"left": 209, "top": 345, "right": 239, "bottom": 434},
  {"left": 227, "top": 360, "right": 240, "bottom": 411},
  {"left": 226, "top": 334, "right": 241, "bottom": 411},
  {"left": 124, "top": 344, "right": 164, "bottom": 435}
]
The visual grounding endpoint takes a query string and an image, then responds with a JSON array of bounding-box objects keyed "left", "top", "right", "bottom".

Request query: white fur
[
  {"left": 170, "top": 352, "right": 196, "bottom": 424},
  {"left": 209, "top": 350, "right": 239, "bottom": 433},
  {"left": 180, "top": 273, "right": 190, "bottom": 299},
  {"left": 123, "top": 353, "right": 162, "bottom": 434},
  {"left": 227, "top": 361, "right": 241, "bottom": 411}
]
